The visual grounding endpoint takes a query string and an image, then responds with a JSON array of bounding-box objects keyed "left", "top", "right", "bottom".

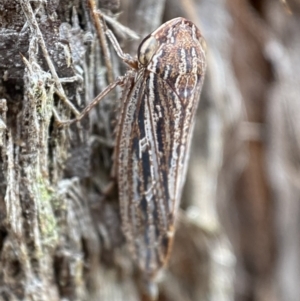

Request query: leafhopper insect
[{"left": 64, "top": 17, "right": 206, "bottom": 279}]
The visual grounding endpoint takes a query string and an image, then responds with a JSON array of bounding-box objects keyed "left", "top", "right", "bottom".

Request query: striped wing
[{"left": 117, "top": 70, "right": 202, "bottom": 277}]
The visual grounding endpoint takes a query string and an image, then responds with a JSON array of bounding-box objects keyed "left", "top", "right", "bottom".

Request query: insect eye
[{"left": 137, "top": 35, "right": 159, "bottom": 66}]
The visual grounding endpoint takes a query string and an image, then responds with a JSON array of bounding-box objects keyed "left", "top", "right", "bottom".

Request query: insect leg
[
  {"left": 105, "top": 29, "right": 139, "bottom": 70},
  {"left": 57, "top": 76, "right": 126, "bottom": 126}
]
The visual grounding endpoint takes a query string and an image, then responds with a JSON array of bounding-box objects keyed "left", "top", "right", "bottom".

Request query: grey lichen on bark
[{"left": 0, "top": 1, "right": 103, "bottom": 300}]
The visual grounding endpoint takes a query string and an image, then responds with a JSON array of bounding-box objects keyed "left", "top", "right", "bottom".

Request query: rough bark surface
[{"left": 0, "top": 0, "right": 299, "bottom": 301}]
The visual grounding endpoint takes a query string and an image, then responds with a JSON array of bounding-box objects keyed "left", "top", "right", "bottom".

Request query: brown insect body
[{"left": 115, "top": 17, "right": 206, "bottom": 278}]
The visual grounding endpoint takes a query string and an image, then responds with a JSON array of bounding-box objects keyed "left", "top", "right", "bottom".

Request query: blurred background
[{"left": 0, "top": 0, "right": 299, "bottom": 301}]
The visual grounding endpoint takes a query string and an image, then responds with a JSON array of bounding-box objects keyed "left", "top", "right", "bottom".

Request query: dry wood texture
[{"left": 0, "top": 0, "right": 299, "bottom": 301}]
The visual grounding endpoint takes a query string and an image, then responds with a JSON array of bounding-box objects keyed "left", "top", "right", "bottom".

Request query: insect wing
[{"left": 117, "top": 69, "right": 202, "bottom": 277}]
